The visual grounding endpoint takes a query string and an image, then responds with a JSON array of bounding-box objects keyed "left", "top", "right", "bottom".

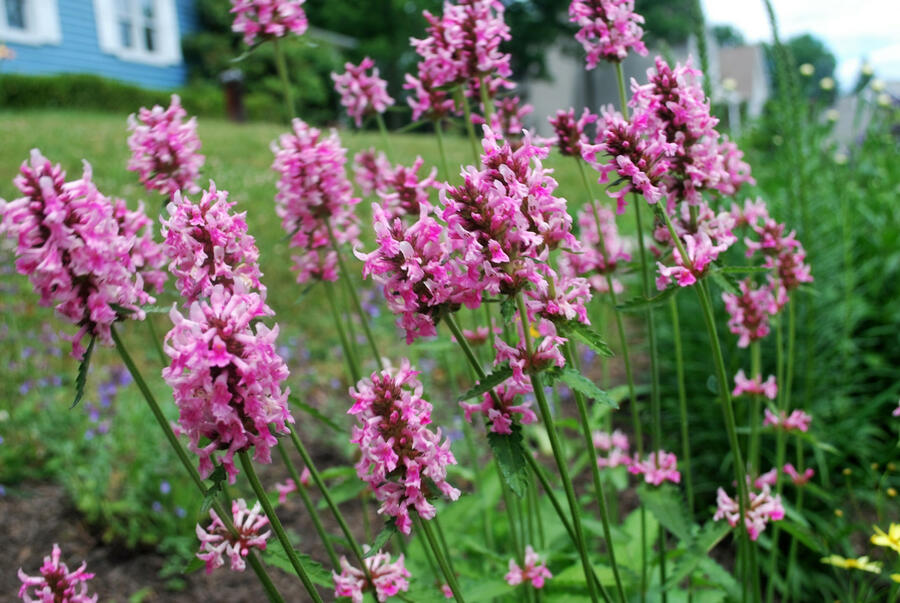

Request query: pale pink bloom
[
  {"left": 893, "top": 400, "right": 900, "bottom": 417},
  {"left": 461, "top": 383, "right": 538, "bottom": 435},
  {"left": 332, "top": 57, "right": 395, "bottom": 127},
  {"left": 593, "top": 429, "right": 631, "bottom": 469},
  {"left": 494, "top": 318, "right": 567, "bottom": 395},
  {"left": 349, "top": 360, "right": 460, "bottom": 534},
  {"left": 656, "top": 232, "right": 729, "bottom": 289},
  {"left": 403, "top": 71, "right": 457, "bottom": 122},
  {"left": 196, "top": 499, "right": 270, "bottom": 574},
  {"left": 441, "top": 583, "right": 454, "bottom": 598},
  {"left": 485, "top": 96, "right": 534, "bottom": 149},
  {"left": 230, "top": 0, "right": 308, "bottom": 46},
  {"left": 0, "top": 151, "right": 154, "bottom": 359},
  {"left": 723, "top": 279, "right": 778, "bottom": 347},
  {"left": 333, "top": 548, "right": 411, "bottom": 603},
  {"left": 353, "top": 148, "right": 392, "bottom": 196},
  {"left": 458, "top": 326, "right": 499, "bottom": 346},
  {"left": 505, "top": 546, "right": 552, "bottom": 589},
  {"left": 163, "top": 286, "right": 293, "bottom": 483},
  {"left": 549, "top": 108, "right": 598, "bottom": 157},
  {"left": 560, "top": 202, "right": 630, "bottom": 295},
  {"left": 653, "top": 200, "right": 736, "bottom": 251},
  {"left": 754, "top": 468, "right": 778, "bottom": 489},
  {"left": 763, "top": 408, "right": 812, "bottom": 433},
  {"left": 714, "top": 478, "right": 785, "bottom": 541},
  {"left": 732, "top": 370, "right": 777, "bottom": 400},
  {"left": 271, "top": 119, "right": 360, "bottom": 284},
  {"left": 783, "top": 463, "right": 815, "bottom": 486},
  {"left": 731, "top": 198, "right": 770, "bottom": 229},
  {"left": 376, "top": 157, "right": 438, "bottom": 219},
  {"left": 112, "top": 197, "right": 167, "bottom": 294},
  {"left": 629, "top": 450, "right": 681, "bottom": 485},
  {"left": 127, "top": 94, "right": 204, "bottom": 198},
  {"left": 161, "top": 181, "right": 264, "bottom": 303},
  {"left": 524, "top": 265, "right": 592, "bottom": 325},
  {"left": 569, "top": 0, "right": 647, "bottom": 67},
  {"left": 17, "top": 544, "right": 97, "bottom": 603},
  {"left": 275, "top": 468, "right": 309, "bottom": 503}
]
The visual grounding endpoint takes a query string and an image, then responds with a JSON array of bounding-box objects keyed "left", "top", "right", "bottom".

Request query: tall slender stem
[
  {"left": 456, "top": 88, "right": 482, "bottom": 163},
  {"left": 145, "top": 317, "right": 167, "bottom": 367},
  {"left": 434, "top": 120, "right": 452, "bottom": 182},
  {"left": 110, "top": 325, "right": 284, "bottom": 603},
  {"left": 272, "top": 38, "right": 295, "bottom": 120},
  {"left": 749, "top": 342, "right": 763, "bottom": 474},
  {"left": 239, "top": 451, "right": 323, "bottom": 602},
  {"left": 418, "top": 515, "right": 466, "bottom": 602},
  {"left": 324, "top": 280, "right": 362, "bottom": 381},
  {"left": 374, "top": 113, "right": 394, "bottom": 161},
  {"left": 479, "top": 77, "right": 495, "bottom": 121},
  {"left": 670, "top": 297, "right": 694, "bottom": 516}
]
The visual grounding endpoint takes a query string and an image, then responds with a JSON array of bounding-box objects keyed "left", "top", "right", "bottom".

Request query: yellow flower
[
  {"left": 871, "top": 524, "right": 900, "bottom": 553},
  {"left": 821, "top": 554, "right": 882, "bottom": 573},
  {"left": 888, "top": 487, "right": 898, "bottom": 498},
  {"left": 892, "top": 573, "right": 900, "bottom": 583},
  {"left": 834, "top": 509, "right": 844, "bottom": 517}
]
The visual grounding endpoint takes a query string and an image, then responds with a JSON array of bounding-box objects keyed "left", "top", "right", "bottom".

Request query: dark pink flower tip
[
  {"left": 569, "top": 0, "right": 648, "bottom": 67},
  {"left": 628, "top": 450, "right": 681, "bottom": 485},
  {"left": 714, "top": 474, "right": 784, "bottom": 541},
  {"left": 196, "top": 499, "right": 271, "bottom": 573},
  {"left": 230, "top": 0, "right": 308, "bottom": 46},
  {"left": 17, "top": 544, "right": 97, "bottom": 603},
  {"left": 332, "top": 57, "right": 395, "bottom": 127},
  {"left": 505, "top": 545, "right": 552, "bottom": 589}
]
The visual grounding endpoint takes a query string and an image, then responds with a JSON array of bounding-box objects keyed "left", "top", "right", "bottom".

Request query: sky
[{"left": 701, "top": 0, "right": 900, "bottom": 89}]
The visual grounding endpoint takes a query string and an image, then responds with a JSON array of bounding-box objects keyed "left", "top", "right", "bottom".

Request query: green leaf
[
  {"left": 288, "top": 394, "right": 341, "bottom": 433},
  {"left": 708, "top": 269, "right": 740, "bottom": 295},
  {"left": 316, "top": 477, "right": 365, "bottom": 510},
  {"left": 557, "top": 320, "right": 614, "bottom": 357},
  {"left": 777, "top": 518, "right": 826, "bottom": 554},
  {"left": 182, "top": 556, "right": 206, "bottom": 574},
  {"left": 140, "top": 305, "right": 172, "bottom": 314},
  {"left": 200, "top": 465, "right": 228, "bottom": 513},
  {"left": 487, "top": 424, "right": 529, "bottom": 497},
  {"left": 616, "top": 287, "right": 678, "bottom": 313},
  {"left": 71, "top": 334, "right": 96, "bottom": 409},
  {"left": 264, "top": 544, "right": 332, "bottom": 586},
  {"left": 365, "top": 519, "right": 398, "bottom": 556},
  {"left": 637, "top": 484, "right": 693, "bottom": 542},
  {"left": 697, "top": 557, "right": 741, "bottom": 600},
  {"left": 545, "top": 367, "right": 617, "bottom": 409},
  {"left": 457, "top": 364, "right": 512, "bottom": 401}
]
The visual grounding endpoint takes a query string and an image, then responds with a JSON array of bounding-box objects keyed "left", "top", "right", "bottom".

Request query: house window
[
  {"left": 94, "top": 0, "right": 180, "bottom": 66},
  {"left": 0, "top": 0, "right": 61, "bottom": 45}
]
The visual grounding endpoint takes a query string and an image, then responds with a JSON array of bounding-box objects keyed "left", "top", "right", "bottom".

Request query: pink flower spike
[
  {"left": 754, "top": 467, "right": 778, "bottom": 489},
  {"left": 549, "top": 107, "right": 598, "bottom": 157},
  {"left": 17, "top": 544, "right": 97, "bottom": 603},
  {"left": 505, "top": 545, "right": 552, "bottom": 589},
  {"left": 568, "top": 0, "right": 648, "bottom": 67},
  {"left": 732, "top": 370, "right": 777, "bottom": 400},
  {"left": 196, "top": 499, "right": 270, "bottom": 574},
  {"left": 353, "top": 148, "right": 392, "bottom": 196},
  {"left": 127, "top": 94, "right": 204, "bottom": 198},
  {"left": 377, "top": 157, "right": 438, "bottom": 219},
  {"left": 783, "top": 463, "right": 815, "bottom": 486},
  {"left": 628, "top": 450, "right": 681, "bottom": 485},
  {"left": 332, "top": 57, "right": 395, "bottom": 128},
  {"left": 230, "top": 0, "right": 308, "bottom": 46},
  {"left": 723, "top": 279, "right": 778, "bottom": 347},
  {"left": 656, "top": 232, "right": 729, "bottom": 290},
  {"left": 714, "top": 477, "right": 785, "bottom": 541},
  {"left": 333, "top": 547, "right": 411, "bottom": 603},
  {"left": 763, "top": 408, "right": 812, "bottom": 433},
  {"left": 275, "top": 478, "right": 297, "bottom": 504}
]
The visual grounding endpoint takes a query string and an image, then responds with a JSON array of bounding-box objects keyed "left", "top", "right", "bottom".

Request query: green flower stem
[
  {"left": 516, "top": 293, "right": 608, "bottom": 603},
  {"left": 785, "top": 438, "right": 805, "bottom": 602},
  {"left": 434, "top": 516, "right": 458, "bottom": 576},
  {"left": 670, "top": 297, "right": 694, "bottom": 517},
  {"left": 749, "top": 342, "right": 763, "bottom": 474},
  {"left": 145, "top": 316, "right": 167, "bottom": 367},
  {"left": 109, "top": 325, "right": 284, "bottom": 603},
  {"left": 239, "top": 451, "right": 323, "bottom": 602},
  {"left": 456, "top": 88, "right": 482, "bottom": 163},
  {"left": 479, "top": 77, "right": 495, "bottom": 121},
  {"left": 614, "top": 63, "right": 629, "bottom": 120},
  {"left": 324, "top": 279, "right": 362, "bottom": 381},
  {"left": 434, "top": 120, "right": 452, "bottom": 182},
  {"left": 766, "top": 314, "right": 790, "bottom": 603},
  {"left": 418, "top": 515, "right": 466, "bottom": 603},
  {"left": 499, "top": 465, "right": 523, "bottom": 555},
  {"left": 276, "top": 441, "right": 340, "bottom": 569},
  {"left": 562, "top": 341, "right": 627, "bottom": 602},
  {"left": 272, "top": 38, "right": 295, "bottom": 120},
  {"left": 374, "top": 113, "right": 394, "bottom": 162},
  {"left": 326, "top": 220, "right": 383, "bottom": 371}
]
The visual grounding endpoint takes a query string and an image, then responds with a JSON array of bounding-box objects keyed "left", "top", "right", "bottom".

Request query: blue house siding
[{"left": 4, "top": 0, "right": 198, "bottom": 89}]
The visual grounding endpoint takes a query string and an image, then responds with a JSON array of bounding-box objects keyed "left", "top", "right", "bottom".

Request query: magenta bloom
[
  {"left": 403, "top": 71, "right": 458, "bottom": 122},
  {"left": 714, "top": 478, "right": 785, "bottom": 541},
  {"left": 461, "top": 383, "right": 538, "bottom": 435},
  {"left": 548, "top": 108, "right": 598, "bottom": 157},
  {"left": 732, "top": 370, "right": 777, "bottom": 400},
  {"left": 723, "top": 279, "right": 779, "bottom": 347},
  {"left": 127, "top": 94, "right": 204, "bottom": 198},
  {"left": 569, "top": 0, "right": 647, "bottom": 67},
  {"left": 0, "top": 151, "right": 155, "bottom": 359},
  {"left": 783, "top": 463, "right": 814, "bottom": 486},
  {"left": 353, "top": 148, "right": 393, "bottom": 196},
  {"left": 487, "top": 95, "right": 534, "bottom": 149},
  {"left": 656, "top": 232, "right": 729, "bottom": 289},
  {"left": 377, "top": 157, "right": 438, "bottom": 219},
  {"left": 17, "top": 544, "right": 97, "bottom": 603},
  {"left": 272, "top": 119, "right": 360, "bottom": 284},
  {"left": 275, "top": 467, "right": 309, "bottom": 503},
  {"left": 196, "top": 498, "right": 271, "bottom": 574},
  {"left": 560, "top": 202, "right": 631, "bottom": 295},
  {"left": 161, "top": 182, "right": 264, "bottom": 303},
  {"left": 505, "top": 546, "right": 552, "bottom": 589},
  {"left": 163, "top": 286, "right": 293, "bottom": 483},
  {"left": 112, "top": 198, "right": 168, "bottom": 295},
  {"left": 629, "top": 450, "right": 681, "bottom": 486},
  {"left": 731, "top": 197, "right": 771, "bottom": 229},
  {"left": 593, "top": 429, "right": 631, "bottom": 469},
  {"left": 349, "top": 360, "right": 460, "bottom": 534},
  {"left": 230, "top": 0, "right": 308, "bottom": 46},
  {"left": 763, "top": 408, "right": 812, "bottom": 433},
  {"left": 333, "top": 548, "right": 411, "bottom": 603},
  {"left": 332, "top": 57, "right": 395, "bottom": 127},
  {"left": 494, "top": 318, "right": 568, "bottom": 395}
]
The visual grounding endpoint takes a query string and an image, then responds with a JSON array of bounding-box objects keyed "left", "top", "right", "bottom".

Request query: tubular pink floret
[
  {"left": 763, "top": 408, "right": 812, "bottom": 433},
  {"left": 568, "top": 0, "right": 647, "bottom": 67},
  {"left": 722, "top": 278, "right": 779, "bottom": 347},
  {"left": 549, "top": 107, "right": 598, "bottom": 157},
  {"left": 196, "top": 499, "right": 271, "bottom": 573},
  {"left": 17, "top": 544, "right": 97, "bottom": 603},
  {"left": 349, "top": 359, "right": 460, "bottom": 535},
  {"left": 783, "top": 463, "right": 814, "bottom": 486},
  {"left": 353, "top": 148, "right": 393, "bottom": 196},
  {"left": 127, "top": 94, "right": 204, "bottom": 198},
  {"left": 628, "top": 450, "right": 681, "bottom": 485},
  {"left": 332, "top": 57, "right": 395, "bottom": 128},
  {"left": 593, "top": 429, "right": 631, "bottom": 469},
  {"left": 560, "top": 202, "right": 631, "bottom": 295},
  {"left": 376, "top": 157, "right": 438, "bottom": 219},
  {"left": 505, "top": 545, "right": 553, "bottom": 589},
  {"left": 655, "top": 231, "right": 730, "bottom": 290},
  {"left": 714, "top": 476, "right": 785, "bottom": 541},
  {"left": 333, "top": 547, "right": 411, "bottom": 603},
  {"left": 230, "top": 0, "right": 308, "bottom": 46},
  {"left": 732, "top": 370, "right": 777, "bottom": 400}
]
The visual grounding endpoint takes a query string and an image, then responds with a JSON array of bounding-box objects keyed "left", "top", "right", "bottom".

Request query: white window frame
[
  {"left": 94, "top": 0, "right": 181, "bottom": 66},
  {"left": 0, "top": 0, "right": 62, "bottom": 45}
]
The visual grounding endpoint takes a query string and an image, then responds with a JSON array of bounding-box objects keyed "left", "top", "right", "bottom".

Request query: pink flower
[
  {"left": 127, "top": 94, "right": 204, "bottom": 198},
  {"left": 377, "top": 157, "right": 438, "bottom": 219},
  {"left": 333, "top": 548, "right": 411, "bottom": 603},
  {"left": 230, "top": 0, "right": 308, "bottom": 46},
  {"left": 196, "top": 499, "right": 270, "bottom": 574},
  {"left": 893, "top": 400, "right": 900, "bottom": 417},
  {"left": 653, "top": 200, "right": 736, "bottom": 251},
  {"left": 560, "top": 202, "right": 631, "bottom": 295},
  {"left": 754, "top": 467, "right": 778, "bottom": 489},
  {"left": 723, "top": 279, "right": 778, "bottom": 347},
  {"left": 494, "top": 318, "right": 568, "bottom": 395},
  {"left": 162, "top": 286, "right": 293, "bottom": 484},
  {"left": 274, "top": 468, "right": 309, "bottom": 504},
  {"left": 656, "top": 232, "right": 729, "bottom": 289},
  {"left": 505, "top": 545, "right": 552, "bottom": 589},
  {"left": 549, "top": 108, "right": 598, "bottom": 157},
  {"left": 112, "top": 198, "right": 167, "bottom": 295},
  {"left": 332, "top": 57, "right": 395, "bottom": 127},
  {"left": 403, "top": 71, "right": 457, "bottom": 122},
  {"left": 460, "top": 383, "right": 538, "bottom": 435},
  {"left": 0, "top": 151, "right": 155, "bottom": 359},
  {"left": 569, "top": 0, "right": 647, "bottom": 67},
  {"left": 763, "top": 408, "right": 812, "bottom": 433},
  {"left": 731, "top": 198, "right": 770, "bottom": 229},
  {"left": 629, "top": 450, "right": 681, "bottom": 485},
  {"left": 485, "top": 96, "right": 534, "bottom": 149},
  {"left": 714, "top": 478, "right": 785, "bottom": 541},
  {"left": 17, "top": 544, "right": 97, "bottom": 603},
  {"left": 593, "top": 429, "right": 631, "bottom": 469},
  {"left": 353, "top": 148, "right": 392, "bottom": 196},
  {"left": 349, "top": 360, "right": 460, "bottom": 534},
  {"left": 161, "top": 181, "right": 264, "bottom": 303},
  {"left": 783, "top": 463, "right": 814, "bottom": 486},
  {"left": 271, "top": 119, "right": 360, "bottom": 284},
  {"left": 732, "top": 370, "right": 777, "bottom": 400},
  {"left": 441, "top": 583, "right": 454, "bottom": 598}
]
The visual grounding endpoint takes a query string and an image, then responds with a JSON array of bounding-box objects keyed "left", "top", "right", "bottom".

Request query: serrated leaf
[
  {"left": 71, "top": 334, "right": 96, "bottom": 409},
  {"left": 616, "top": 287, "right": 678, "bottom": 313},
  {"left": 637, "top": 484, "right": 693, "bottom": 542},
  {"left": 500, "top": 297, "right": 517, "bottom": 323},
  {"left": 365, "top": 520, "right": 398, "bottom": 557},
  {"left": 288, "top": 394, "right": 341, "bottom": 432},
  {"left": 545, "top": 367, "right": 617, "bottom": 409},
  {"left": 487, "top": 424, "right": 529, "bottom": 498},
  {"left": 557, "top": 320, "right": 614, "bottom": 357},
  {"left": 264, "top": 544, "right": 332, "bottom": 586},
  {"left": 457, "top": 364, "right": 512, "bottom": 401},
  {"left": 200, "top": 465, "right": 228, "bottom": 513},
  {"left": 182, "top": 556, "right": 205, "bottom": 574}
]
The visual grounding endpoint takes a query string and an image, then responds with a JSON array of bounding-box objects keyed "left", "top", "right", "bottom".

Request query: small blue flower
[
  {"left": 152, "top": 501, "right": 163, "bottom": 513},
  {"left": 160, "top": 481, "right": 171, "bottom": 495},
  {"left": 175, "top": 506, "right": 187, "bottom": 518}
]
